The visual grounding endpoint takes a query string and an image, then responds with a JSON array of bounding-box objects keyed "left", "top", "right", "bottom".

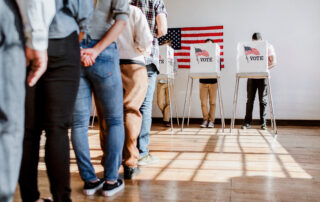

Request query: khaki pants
[
  {"left": 199, "top": 83, "right": 218, "bottom": 122},
  {"left": 98, "top": 64, "right": 148, "bottom": 167},
  {"left": 157, "top": 82, "right": 173, "bottom": 122}
]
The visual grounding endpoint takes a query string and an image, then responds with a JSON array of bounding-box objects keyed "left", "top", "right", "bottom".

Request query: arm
[
  {"left": 155, "top": 0, "right": 168, "bottom": 38},
  {"left": 81, "top": 20, "right": 127, "bottom": 67},
  {"left": 16, "top": 0, "right": 56, "bottom": 86},
  {"left": 81, "top": 0, "right": 129, "bottom": 67},
  {"left": 268, "top": 56, "right": 276, "bottom": 69},
  {"left": 156, "top": 13, "right": 167, "bottom": 37},
  {"left": 268, "top": 44, "right": 277, "bottom": 69},
  {"left": 134, "top": 7, "right": 153, "bottom": 53}
]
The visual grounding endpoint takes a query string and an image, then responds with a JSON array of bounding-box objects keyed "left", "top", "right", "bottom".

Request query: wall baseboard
[
  {"left": 89, "top": 117, "right": 320, "bottom": 126},
  {"left": 151, "top": 118, "right": 320, "bottom": 126}
]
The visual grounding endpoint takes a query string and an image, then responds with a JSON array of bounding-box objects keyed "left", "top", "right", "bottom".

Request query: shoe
[
  {"left": 241, "top": 123, "right": 251, "bottom": 129},
  {"left": 164, "top": 121, "right": 171, "bottom": 127},
  {"left": 102, "top": 179, "right": 125, "bottom": 197},
  {"left": 200, "top": 120, "right": 208, "bottom": 128},
  {"left": 207, "top": 122, "right": 214, "bottom": 128},
  {"left": 83, "top": 178, "right": 104, "bottom": 196},
  {"left": 138, "top": 154, "right": 160, "bottom": 166},
  {"left": 124, "top": 166, "right": 141, "bottom": 179},
  {"left": 261, "top": 124, "right": 267, "bottom": 130}
]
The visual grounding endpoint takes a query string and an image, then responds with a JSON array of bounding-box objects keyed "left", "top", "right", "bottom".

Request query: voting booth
[
  {"left": 230, "top": 41, "right": 277, "bottom": 134},
  {"left": 159, "top": 45, "right": 175, "bottom": 77},
  {"left": 237, "top": 41, "right": 268, "bottom": 73},
  {"left": 158, "top": 45, "right": 179, "bottom": 130},
  {"left": 190, "top": 43, "right": 221, "bottom": 74},
  {"left": 181, "top": 43, "right": 225, "bottom": 132}
]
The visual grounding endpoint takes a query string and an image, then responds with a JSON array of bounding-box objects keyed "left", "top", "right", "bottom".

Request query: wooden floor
[{"left": 14, "top": 124, "right": 320, "bottom": 202}]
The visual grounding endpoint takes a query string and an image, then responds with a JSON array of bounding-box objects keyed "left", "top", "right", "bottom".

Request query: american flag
[
  {"left": 159, "top": 25, "right": 224, "bottom": 68},
  {"left": 244, "top": 46, "right": 260, "bottom": 55}
]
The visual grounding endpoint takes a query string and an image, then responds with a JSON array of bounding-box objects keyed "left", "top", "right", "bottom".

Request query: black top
[
  {"left": 199, "top": 58, "right": 222, "bottom": 84},
  {"left": 120, "top": 59, "right": 146, "bottom": 67},
  {"left": 199, "top": 79, "right": 217, "bottom": 84}
]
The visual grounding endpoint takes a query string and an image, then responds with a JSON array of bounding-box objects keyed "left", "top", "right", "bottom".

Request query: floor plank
[{"left": 14, "top": 125, "right": 320, "bottom": 201}]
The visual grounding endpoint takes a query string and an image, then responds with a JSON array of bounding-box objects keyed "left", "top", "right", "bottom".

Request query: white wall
[{"left": 152, "top": 0, "right": 320, "bottom": 120}]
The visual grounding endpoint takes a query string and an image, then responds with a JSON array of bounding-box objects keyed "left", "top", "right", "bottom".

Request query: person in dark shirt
[{"left": 199, "top": 39, "right": 220, "bottom": 128}]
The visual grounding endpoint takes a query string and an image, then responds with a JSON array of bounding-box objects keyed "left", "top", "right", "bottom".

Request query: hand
[
  {"left": 80, "top": 48, "right": 99, "bottom": 67},
  {"left": 25, "top": 47, "right": 48, "bottom": 87}
]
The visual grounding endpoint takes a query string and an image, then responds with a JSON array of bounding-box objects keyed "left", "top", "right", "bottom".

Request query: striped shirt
[{"left": 130, "top": 0, "right": 167, "bottom": 70}]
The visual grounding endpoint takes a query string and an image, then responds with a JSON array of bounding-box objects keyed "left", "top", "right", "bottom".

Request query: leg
[
  {"left": 43, "top": 32, "right": 80, "bottom": 202},
  {"left": 244, "top": 79, "right": 258, "bottom": 125},
  {"left": 208, "top": 83, "right": 218, "bottom": 123},
  {"left": 156, "top": 82, "right": 168, "bottom": 121},
  {"left": 164, "top": 82, "right": 171, "bottom": 123},
  {"left": 19, "top": 84, "right": 44, "bottom": 202},
  {"left": 121, "top": 64, "right": 148, "bottom": 168},
  {"left": 258, "top": 79, "right": 268, "bottom": 126},
  {"left": 88, "top": 42, "right": 124, "bottom": 181},
  {"left": 71, "top": 75, "right": 97, "bottom": 182},
  {"left": 138, "top": 64, "right": 157, "bottom": 158},
  {"left": 95, "top": 93, "right": 108, "bottom": 165},
  {"left": 0, "top": 2, "right": 25, "bottom": 201},
  {"left": 199, "top": 83, "right": 209, "bottom": 121}
]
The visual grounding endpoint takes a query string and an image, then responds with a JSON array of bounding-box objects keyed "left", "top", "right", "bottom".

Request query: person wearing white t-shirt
[{"left": 242, "top": 32, "right": 277, "bottom": 130}]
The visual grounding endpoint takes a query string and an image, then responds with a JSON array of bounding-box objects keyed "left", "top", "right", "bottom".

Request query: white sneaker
[
  {"left": 200, "top": 120, "right": 208, "bottom": 128},
  {"left": 138, "top": 154, "right": 160, "bottom": 166},
  {"left": 207, "top": 122, "right": 214, "bottom": 128}
]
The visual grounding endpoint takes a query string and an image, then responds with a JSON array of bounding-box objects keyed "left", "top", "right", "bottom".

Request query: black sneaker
[
  {"left": 241, "top": 123, "right": 251, "bottom": 129},
  {"left": 83, "top": 178, "right": 104, "bottom": 196},
  {"left": 102, "top": 179, "right": 125, "bottom": 197},
  {"left": 124, "top": 166, "right": 141, "bottom": 179},
  {"left": 261, "top": 124, "right": 267, "bottom": 130}
]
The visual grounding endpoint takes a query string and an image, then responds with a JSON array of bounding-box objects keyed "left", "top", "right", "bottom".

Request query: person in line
[
  {"left": 241, "top": 32, "right": 277, "bottom": 130},
  {"left": 157, "top": 40, "right": 178, "bottom": 127},
  {"left": 130, "top": 0, "right": 168, "bottom": 167},
  {"left": 0, "top": 1, "right": 55, "bottom": 201},
  {"left": 18, "top": 1, "right": 93, "bottom": 201},
  {"left": 199, "top": 39, "right": 220, "bottom": 128},
  {"left": 116, "top": 4, "right": 153, "bottom": 179},
  {"left": 71, "top": 0, "right": 129, "bottom": 197}
]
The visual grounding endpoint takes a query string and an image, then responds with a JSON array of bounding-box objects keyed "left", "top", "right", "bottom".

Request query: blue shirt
[{"left": 49, "top": 0, "right": 94, "bottom": 39}]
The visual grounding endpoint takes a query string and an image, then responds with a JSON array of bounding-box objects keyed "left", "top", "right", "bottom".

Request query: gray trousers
[{"left": 0, "top": 1, "right": 26, "bottom": 202}]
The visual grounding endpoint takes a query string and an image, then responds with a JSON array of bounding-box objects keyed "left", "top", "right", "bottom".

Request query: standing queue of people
[{"left": 0, "top": 0, "right": 167, "bottom": 201}]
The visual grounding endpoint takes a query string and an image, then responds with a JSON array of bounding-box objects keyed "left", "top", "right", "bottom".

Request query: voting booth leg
[
  {"left": 181, "top": 76, "right": 191, "bottom": 131},
  {"left": 266, "top": 77, "right": 277, "bottom": 134},
  {"left": 187, "top": 78, "right": 194, "bottom": 127},
  {"left": 230, "top": 76, "right": 240, "bottom": 132},
  {"left": 217, "top": 78, "right": 225, "bottom": 133},
  {"left": 172, "top": 83, "right": 180, "bottom": 127},
  {"left": 167, "top": 78, "right": 174, "bottom": 132},
  {"left": 90, "top": 104, "right": 96, "bottom": 128}
]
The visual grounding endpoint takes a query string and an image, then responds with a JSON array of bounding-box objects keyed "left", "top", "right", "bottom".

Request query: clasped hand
[{"left": 80, "top": 48, "right": 99, "bottom": 67}]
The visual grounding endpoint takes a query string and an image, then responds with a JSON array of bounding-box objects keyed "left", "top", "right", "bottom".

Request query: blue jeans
[
  {"left": 138, "top": 64, "right": 158, "bottom": 157},
  {"left": 71, "top": 40, "right": 124, "bottom": 182}
]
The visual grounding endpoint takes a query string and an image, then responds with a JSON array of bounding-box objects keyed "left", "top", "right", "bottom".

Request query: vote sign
[
  {"left": 237, "top": 41, "right": 268, "bottom": 73},
  {"left": 159, "top": 45, "right": 174, "bottom": 75},
  {"left": 190, "top": 43, "right": 220, "bottom": 74}
]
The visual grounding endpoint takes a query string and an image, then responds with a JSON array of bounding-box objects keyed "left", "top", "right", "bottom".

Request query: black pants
[
  {"left": 244, "top": 78, "right": 267, "bottom": 125},
  {"left": 19, "top": 32, "right": 80, "bottom": 202}
]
